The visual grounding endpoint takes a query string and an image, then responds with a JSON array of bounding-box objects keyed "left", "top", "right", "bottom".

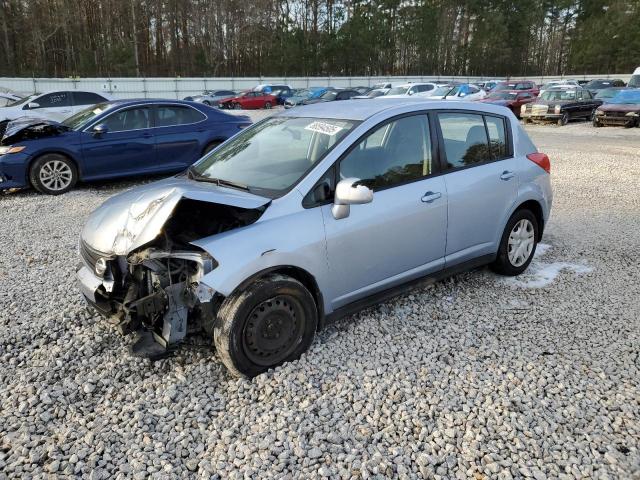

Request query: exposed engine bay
[
  {"left": 80, "top": 198, "right": 266, "bottom": 357},
  {"left": 1, "top": 117, "right": 70, "bottom": 145}
]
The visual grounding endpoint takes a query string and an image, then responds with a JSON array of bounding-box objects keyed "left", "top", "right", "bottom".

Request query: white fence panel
[{"left": 1, "top": 74, "right": 632, "bottom": 99}]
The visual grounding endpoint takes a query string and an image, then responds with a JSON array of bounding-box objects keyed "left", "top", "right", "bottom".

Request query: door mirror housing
[
  {"left": 332, "top": 178, "right": 373, "bottom": 220},
  {"left": 25, "top": 102, "right": 40, "bottom": 110},
  {"left": 92, "top": 124, "right": 109, "bottom": 136}
]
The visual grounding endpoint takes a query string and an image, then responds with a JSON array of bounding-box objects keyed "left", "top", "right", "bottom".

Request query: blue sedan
[{"left": 0, "top": 99, "right": 251, "bottom": 194}]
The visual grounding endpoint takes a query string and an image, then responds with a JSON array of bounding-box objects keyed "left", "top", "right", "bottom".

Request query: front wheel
[
  {"left": 593, "top": 118, "right": 602, "bottom": 127},
  {"left": 234, "top": 103, "right": 242, "bottom": 110},
  {"left": 264, "top": 102, "right": 272, "bottom": 109},
  {"left": 214, "top": 274, "right": 318, "bottom": 378},
  {"left": 29, "top": 154, "right": 78, "bottom": 195},
  {"left": 490, "top": 209, "right": 539, "bottom": 276}
]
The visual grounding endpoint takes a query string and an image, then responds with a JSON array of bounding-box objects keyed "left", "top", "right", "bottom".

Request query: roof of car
[{"left": 277, "top": 97, "right": 509, "bottom": 121}]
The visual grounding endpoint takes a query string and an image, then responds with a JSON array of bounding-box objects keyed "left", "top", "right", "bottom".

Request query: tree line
[{"left": 0, "top": 0, "right": 638, "bottom": 78}]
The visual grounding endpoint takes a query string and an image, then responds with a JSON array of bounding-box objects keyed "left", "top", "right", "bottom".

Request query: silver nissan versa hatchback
[{"left": 77, "top": 98, "right": 552, "bottom": 377}]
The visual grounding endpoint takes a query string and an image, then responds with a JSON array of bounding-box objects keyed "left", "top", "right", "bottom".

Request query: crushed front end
[{"left": 76, "top": 180, "right": 269, "bottom": 358}]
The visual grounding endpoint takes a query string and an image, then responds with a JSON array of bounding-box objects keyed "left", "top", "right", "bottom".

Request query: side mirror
[
  {"left": 332, "top": 178, "right": 373, "bottom": 220},
  {"left": 25, "top": 102, "right": 40, "bottom": 110},
  {"left": 459, "top": 92, "right": 467, "bottom": 97},
  {"left": 92, "top": 124, "right": 109, "bottom": 136},
  {"left": 408, "top": 90, "right": 414, "bottom": 96}
]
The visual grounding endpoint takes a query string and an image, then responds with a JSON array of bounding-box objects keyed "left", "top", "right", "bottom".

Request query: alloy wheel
[
  {"left": 507, "top": 219, "right": 535, "bottom": 267},
  {"left": 39, "top": 160, "right": 73, "bottom": 192}
]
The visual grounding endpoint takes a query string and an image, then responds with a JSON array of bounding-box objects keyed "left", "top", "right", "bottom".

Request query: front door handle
[
  {"left": 500, "top": 171, "right": 515, "bottom": 181},
  {"left": 421, "top": 191, "right": 442, "bottom": 203}
]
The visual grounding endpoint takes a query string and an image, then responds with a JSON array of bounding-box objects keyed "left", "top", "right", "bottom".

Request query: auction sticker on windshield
[{"left": 305, "top": 121, "right": 344, "bottom": 136}]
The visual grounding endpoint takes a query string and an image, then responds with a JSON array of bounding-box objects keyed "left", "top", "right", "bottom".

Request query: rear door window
[
  {"left": 155, "top": 105, "right": 206, "bottom": 127},
  {"left": 73, "top": 92, "right": 108, "bottom": 106},
  {"left": 438, "top": 113, "right": 490, "bottom": 169},
  {"left": 485, "top": 116, "right": 508, "bottom": 159}
]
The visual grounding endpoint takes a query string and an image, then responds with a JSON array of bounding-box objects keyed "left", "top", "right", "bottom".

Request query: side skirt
[{"left": 323, "top": 254, "right": 496, "bottom": 325}]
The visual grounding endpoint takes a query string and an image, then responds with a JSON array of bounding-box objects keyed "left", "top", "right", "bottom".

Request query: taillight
[{"left": 527, "top": 152, "right": 550, "bottom": 173}]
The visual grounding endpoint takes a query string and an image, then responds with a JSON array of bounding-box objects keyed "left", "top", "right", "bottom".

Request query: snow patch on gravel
[{"left": 501, "top": 243, "right": 593, "bottom": 288}]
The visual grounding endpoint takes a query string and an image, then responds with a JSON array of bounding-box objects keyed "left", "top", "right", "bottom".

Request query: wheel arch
[
  {"left": 514, "top": 199, "right": 545, "bottom": 241},
  {"left": 226, "top": 265, "right": 326, "bottom": 331},
  {"left": 27, "top": 150, "right": 82, "bottom": 183}
]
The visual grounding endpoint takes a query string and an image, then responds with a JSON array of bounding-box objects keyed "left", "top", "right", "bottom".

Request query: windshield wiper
[{"left": 186, "top": 166, "right": 250, "bottom": 191}]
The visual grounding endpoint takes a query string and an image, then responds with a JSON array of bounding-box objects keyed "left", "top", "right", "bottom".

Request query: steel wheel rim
[
  {"left": 39, "top": 160, "right": 72, "bottom": 191},
  {"left": 243, "top": 295, "right": 304, "bottom": 367},
  {"left": 507, "top": 219, "right": 535, "bottom": 267}
]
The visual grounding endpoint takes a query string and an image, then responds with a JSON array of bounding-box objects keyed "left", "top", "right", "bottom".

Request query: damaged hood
[
  {"left": 81, "top": 177, "right": 271, "bottom": 255},
  {"left": 1, "top": 117, "right": 70, "bottom": 144}
]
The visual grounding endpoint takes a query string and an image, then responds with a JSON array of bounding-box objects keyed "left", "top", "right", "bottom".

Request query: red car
[
  {"left": 477, "top": 90, "right": 536, "bottom": 118},
  {"left": 219, "top": 90, "right": 278, "bottom": 110},
  {"left": 494, "top": 80, "right": 539, "bottom": 97}
]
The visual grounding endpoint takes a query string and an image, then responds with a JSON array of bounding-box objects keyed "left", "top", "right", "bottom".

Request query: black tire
[
  {"left": 234, "top": 103, "right": 242, "bottom": 110},
  {"left": 557, "top": 112, "right": 569, "bottom": 126},
  {"left": 203, "top": 141, "right": 222, "bottom": 156},
  {"left": 593, "top": 118, "right": 602, "bottom": 127},
  {"left": 29, "top": 153, "right": 78, "bottom": 195},
  {"left": 264, "top": 101, "right": 272, "bottom": 109},
  {"left": 490, "top": 209, "right": 539, "bottom": 276},
  {"left": 214, "top": 274, "right": 318, "bottom": 378},
  {"left": 203, "top": 100, "right": 211, "bottom": 106}
]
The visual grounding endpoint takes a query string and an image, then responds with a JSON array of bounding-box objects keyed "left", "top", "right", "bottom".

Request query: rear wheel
[
  {"left": 214, "top": 274, "right": 317, "bottom": 378},
  {"left": 234, "top": 103, "right": 242, "bottom": 110},
  {"left": 29, "top": 154, "right": 78, "bottom": 195},
  {"left": 264, "top": 101, "right": 272, "bottom": 109},
  {"left": 490, "top": 209, "right": 539, "bottom": 276},
  {"left": 203, "top": 100, "right": 211, "bottom": 106}
]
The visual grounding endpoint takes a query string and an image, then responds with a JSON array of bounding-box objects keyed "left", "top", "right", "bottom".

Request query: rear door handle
[
  {"left": 500, "top": 171, "right": 515, "bottom": 181},
  {"left": 421, "top": 191, "right": 442, "bottom": 203}
]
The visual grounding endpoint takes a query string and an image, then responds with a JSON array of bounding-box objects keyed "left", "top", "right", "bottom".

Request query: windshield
[
  {"left": 320, "top": 91, "right": 338, "bottom": 100},
  {"left": 432, "top": 86, "right": 453, "bottom": 96},
  {"left": 62, "top": 103, "right": 110, "bottom": 130},
  {"left": 541, "top": 90, "right": 576, "bottom": 101},
  {"left": 386, "top": 86, "right": 409, "bottom": 95},
  {"left": 7, "top": 94, "right": 37, "bottom": 107},
  {"left": 585, "top": 80, "right": 612, "bottom": 89},
  {"left": 495, "top": 83, "right": 517, "bottom": 91},
  {"left": 191, "top": 116, "right": 358, "bottom": 197},
  {"left": 487, "top": 92, "right": 517, "bottom": 100},
  {"left": 609, "top": 90, "right": 640, "bottom": 104}
]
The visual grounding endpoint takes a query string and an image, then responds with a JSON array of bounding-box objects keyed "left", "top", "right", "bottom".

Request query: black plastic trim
[{"left": 324, "top": 254, "right": 496, "bottom": 325}]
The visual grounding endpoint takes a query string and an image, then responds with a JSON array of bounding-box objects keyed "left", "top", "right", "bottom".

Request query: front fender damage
[{"left": 78, "top": 183, "right": 269, "bottom": 358}]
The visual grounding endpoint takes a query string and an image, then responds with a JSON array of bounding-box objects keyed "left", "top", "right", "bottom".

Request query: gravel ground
[{"left": 0, "top": 111, "right": 639, "bottom": 479}]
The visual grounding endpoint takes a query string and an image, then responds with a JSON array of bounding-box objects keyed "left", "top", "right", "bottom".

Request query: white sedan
[
  {"left": 0, "top": 90, "right": 112, "bottom": 124},
  {"left": 383, "top": 83, "right": 440, "bottom": 98}
]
